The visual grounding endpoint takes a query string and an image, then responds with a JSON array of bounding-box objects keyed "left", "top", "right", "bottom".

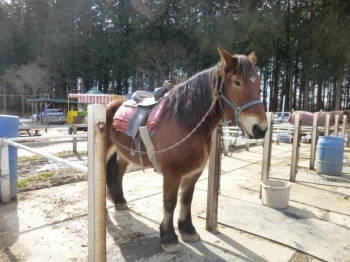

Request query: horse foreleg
[
  {"left": 178, "top": 173, "right": 201, "bottom": 242},
  {"left": 160, "top": 177, "right": 182, "bottom": 253},
  {"left": 106, "top": 152, "right": 129, "bottom": 210}
]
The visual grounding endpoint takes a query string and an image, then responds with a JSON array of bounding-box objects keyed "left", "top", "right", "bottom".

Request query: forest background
[{"left": 0, "top": 0, "right": 349, "bottom": 115}]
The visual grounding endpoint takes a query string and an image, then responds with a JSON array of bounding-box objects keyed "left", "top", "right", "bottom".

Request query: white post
[
  {"left": 88, "top": 104, "right": 106, "bottom": 262},
  {"left": 325, "top": 114, "right": 330, "bottom": 136},
  {"left": 0, "top": 143, "right": 10, "bottom": 203},
  {"left": 281, "top": 95, "right": 285, "bottom": 122}
]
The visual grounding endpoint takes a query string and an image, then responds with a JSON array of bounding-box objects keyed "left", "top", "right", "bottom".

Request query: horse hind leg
[
  {"left": 160, "top": 176, "right": 182, "bottom": 253},
  {"left": 178, "top": 173, "right": 201, "bottom": 243},
  {"left": 106, "top": 151, "right": 129, "bottom": 210}
]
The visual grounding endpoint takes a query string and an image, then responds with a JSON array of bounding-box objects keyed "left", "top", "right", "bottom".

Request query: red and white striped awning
[{"left": 68, "top": 94, "right": 124, "bottom": 104}]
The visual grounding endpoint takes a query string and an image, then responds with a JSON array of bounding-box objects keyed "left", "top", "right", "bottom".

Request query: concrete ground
[{"left": 1, "top": 139, "right": 350, "bottom": 262}]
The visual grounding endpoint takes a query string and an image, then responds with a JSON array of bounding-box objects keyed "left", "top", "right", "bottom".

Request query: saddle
[
  {"left": 125, "top": 86, "right": 169, "bottom": 141},
  {"left": 112, "top": 80, "right": 178, "bottom": 172},
  {"left": 113, "top": 81, "right": 175, "bottom": 153}
]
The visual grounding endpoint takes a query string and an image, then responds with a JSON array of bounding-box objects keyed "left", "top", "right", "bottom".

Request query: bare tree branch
[
  {"left": 137, "top": 42, "right": 188, "bottom": 87},
  {"left": 2, "top": 62, "right": 52, "bottom": 114},
  {"left": 2, "top": 62, "right": 52, "bottom": 98}
]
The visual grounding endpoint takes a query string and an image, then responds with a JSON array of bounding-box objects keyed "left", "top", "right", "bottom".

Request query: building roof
[
  {"left": 85, "top": 88, "right": 103, "bottom": 94},
  {"left": 27, "top": 88, "right": 124, "bottom": 105},
  {"left": 26, "top": 97, "right": 77, "bottom": 104},
  {"left": 67, "top": 94, "right": 124, "bottom": 104}
]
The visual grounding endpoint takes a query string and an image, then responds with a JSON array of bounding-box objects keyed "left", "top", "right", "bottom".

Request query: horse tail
[
  {"left": 105, "top": 98, "right": 127, "bottom": 202},
  {"left": 106, "top": 150, "right": 118, "bottom": 201},
  {"left": 106, "top": 143, "right": 128, "bottom": 208}
]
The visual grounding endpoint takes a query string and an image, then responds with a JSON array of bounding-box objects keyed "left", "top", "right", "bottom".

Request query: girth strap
[{"left": 139, "top": 126, "right": 162, "bottom": 173}]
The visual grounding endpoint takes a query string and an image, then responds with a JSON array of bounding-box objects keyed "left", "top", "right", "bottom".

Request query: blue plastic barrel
[
  {"left": 0, "top": 115, "right": 19, "bottom": 201},
  {"left": 316, "top": 136, "right": 344, "bottom": 176},
  {"left": 279, "top": 133, "right": 291, "bottom": 143}
]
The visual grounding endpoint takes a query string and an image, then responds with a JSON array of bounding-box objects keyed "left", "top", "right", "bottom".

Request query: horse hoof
[
  {"left": 161, "top": 243, "right": 182, "bottom": 253},
  {"left": 115, "top": 203, "right": 128, "bottom": 210},
  {"left": 180, "top": 232, "right": 200, "bottom": 242}
]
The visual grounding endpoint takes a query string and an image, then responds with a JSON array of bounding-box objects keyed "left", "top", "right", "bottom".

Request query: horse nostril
[{"left": 253, "top": 124, "right": 266, "bottom": 138}]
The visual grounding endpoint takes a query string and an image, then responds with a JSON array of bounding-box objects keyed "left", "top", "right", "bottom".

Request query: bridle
[{"left": 217, "top": 77, "right": 263, "bottom": 127}]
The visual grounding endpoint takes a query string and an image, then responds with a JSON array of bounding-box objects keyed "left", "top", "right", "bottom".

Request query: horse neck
[{"left": 196, "top": 101, "right": 224, "bottom": 135}]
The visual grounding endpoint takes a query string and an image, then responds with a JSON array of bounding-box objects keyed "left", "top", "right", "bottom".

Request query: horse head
[{"left": 217, "top": 47, "right": 267, "bottom": 139}]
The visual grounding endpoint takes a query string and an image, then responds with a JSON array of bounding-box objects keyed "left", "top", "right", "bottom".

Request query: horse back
[
  {"left": 106, "top": 98, "right": 127, "bottom": 154},
  {"left": 106, "top": 99, "right": 127, "bottom": 123}
]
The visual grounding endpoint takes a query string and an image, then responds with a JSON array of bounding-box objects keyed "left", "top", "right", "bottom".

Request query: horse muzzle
[{"left": 251, "top": 124, "right": 267, "bottom": 139}]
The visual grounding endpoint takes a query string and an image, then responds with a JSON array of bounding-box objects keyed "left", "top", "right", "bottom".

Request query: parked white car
[
  {"left": 272, "top": 112, "right": 291, "bottom": 124},
  {"left": 41, "top": 109, "right": 66, "bottom": 124}
]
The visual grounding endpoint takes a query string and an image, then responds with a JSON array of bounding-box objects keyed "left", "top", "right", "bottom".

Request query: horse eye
[{"left": 234, "top": 80, "right": 241, "bottom": 86}]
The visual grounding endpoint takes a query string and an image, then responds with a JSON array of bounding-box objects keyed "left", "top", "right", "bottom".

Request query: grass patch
[
  {"left": 17, "top": 171, "right": 55, "bottom": 189},
  {"left": 55, "top": 150, "right": 88, "bottom": 157},
  {"left": 18, "top": 155, "right": 43, "bottom": 162},
  {"left": 18, "top": 150, "right": 88, "bottom": 162}
]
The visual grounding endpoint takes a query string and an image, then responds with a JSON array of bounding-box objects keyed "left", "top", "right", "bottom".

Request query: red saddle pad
[{"left": 113, "top": 98, "right": 167, "bottom": 134}]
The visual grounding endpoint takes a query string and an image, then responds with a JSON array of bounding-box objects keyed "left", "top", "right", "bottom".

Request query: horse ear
[
  {"left": 248, "top": 52, "right": 257, "bottom": 65},
  {"left": 218, "top": 46, "right": 237, "bottom": 73}
]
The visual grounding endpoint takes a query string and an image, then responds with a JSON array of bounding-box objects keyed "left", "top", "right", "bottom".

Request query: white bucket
[{"left": 261, "top": 180, "right": 292, "bottom": 209}]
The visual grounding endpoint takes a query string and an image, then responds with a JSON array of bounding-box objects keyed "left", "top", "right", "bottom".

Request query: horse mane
[
  {"left": 165, "top": 65, "right": 219, "bottom": 128},
  {"left": 165, "top": 55, "right": 256, "bottom": 128},
  {"left": 234, "top": 55, "right": 257, "bottom": 78}
]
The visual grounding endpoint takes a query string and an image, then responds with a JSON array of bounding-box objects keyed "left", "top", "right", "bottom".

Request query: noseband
[{"left": 217, "top": 78, "right": 263, "bottom": 127}]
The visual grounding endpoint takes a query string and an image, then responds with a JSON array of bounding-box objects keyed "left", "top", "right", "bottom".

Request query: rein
[{"left": 217, "top": 78, "right": 262, "bottom": 127}]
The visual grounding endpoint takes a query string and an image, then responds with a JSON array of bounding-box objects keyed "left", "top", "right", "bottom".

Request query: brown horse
[
  {"left": 105, "top": 47, "right": 268, "bottom": 253},
  {"left": 289, "top": 110, "right": 350, "bottom": 126}
]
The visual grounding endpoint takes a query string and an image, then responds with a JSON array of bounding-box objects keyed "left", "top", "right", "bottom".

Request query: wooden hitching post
[
  {"left": 325, "top": 114, "right": 330, "bottom": 136},
  {"left": 88, "top": 104, "right": 106, "bottom": 262},
  {"left": 260, "top": 112, "right": 273, "bottom": 198},
  {"left": 0, "top": 143, "right": 10, "bottom": 203},
  {"left": 206, "top": 125, "right": 221, "bottom": 233},
  {"left": 309, "top": 112, "right": 318, "bottom": 170},
  {"left": 290, "top": 113, "right": 301, "bottom": 182},
  {"left": 341, "top": 115, "right": 347, "bottom": 138},
  {"left": 222, "top": 119, "right": 229, "bottom": 156},
  {"left": 334, "top": 114, "right": 339, "bottom": 136}
]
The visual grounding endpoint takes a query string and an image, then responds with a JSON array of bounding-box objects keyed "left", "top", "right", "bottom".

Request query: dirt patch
[
  {"left": 290, "top": 252, "right": 318, "bottom": 262},
  {"left": 17, "top": 168, "right": 86, "bottom": 193}
]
